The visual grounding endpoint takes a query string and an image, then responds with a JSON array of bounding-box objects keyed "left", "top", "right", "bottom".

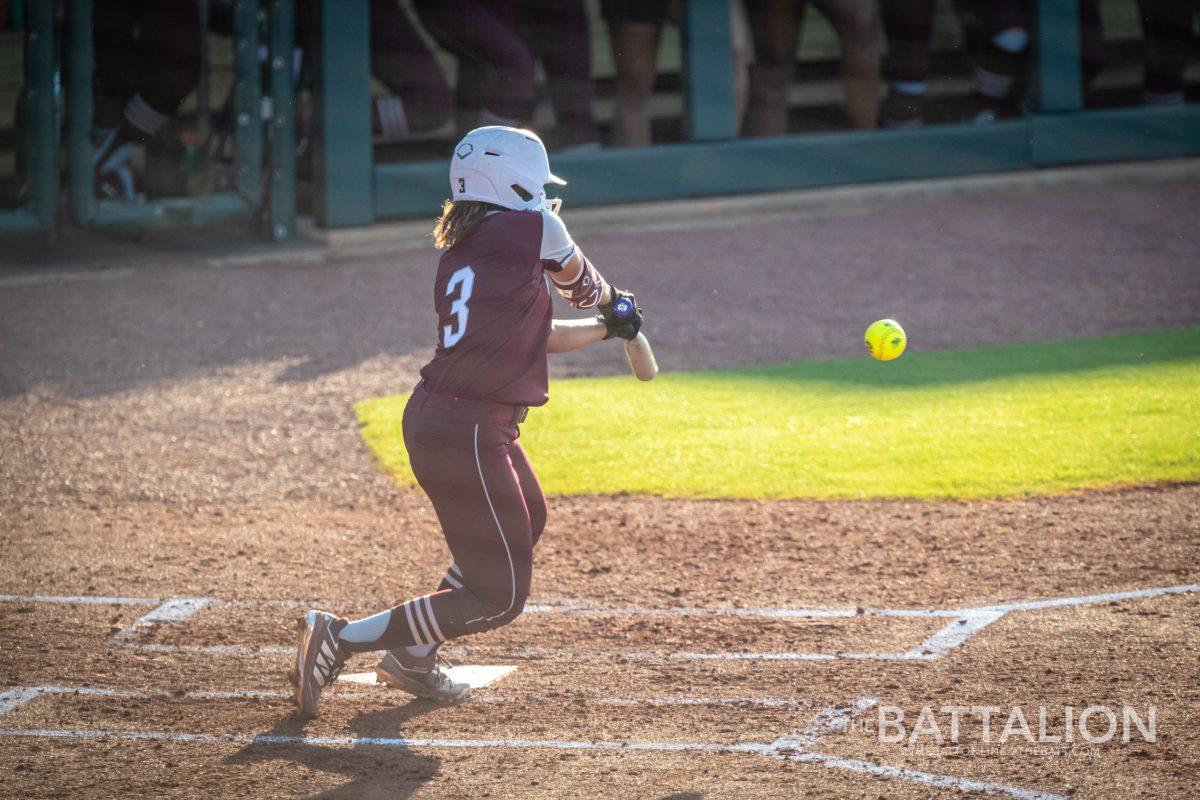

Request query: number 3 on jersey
[{"left": 443, "top": 265, "right": 475, "bottom": 348}]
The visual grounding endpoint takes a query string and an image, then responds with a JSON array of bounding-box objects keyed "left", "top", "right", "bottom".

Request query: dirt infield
[{"left": 2, "top": 164, "right": 1200, "bottom": 798}]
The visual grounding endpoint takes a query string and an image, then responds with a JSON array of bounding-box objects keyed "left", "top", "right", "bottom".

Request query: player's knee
[
  {"left": 471, "top": 589, "right": 528, "bottom": 631},
  {"left": 831, "top": 1, "right": 881, "bottom": 43},
  {"left": 493, "top": 46, "right": 536, "bottom": 87},
  {"left": 503, "top": 591, "right": 530, "bottom": 625}
]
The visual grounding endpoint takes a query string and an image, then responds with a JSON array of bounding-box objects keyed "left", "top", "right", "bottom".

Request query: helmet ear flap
[{"left": 508, "top": 182, "right": 546, "bottom": 211}]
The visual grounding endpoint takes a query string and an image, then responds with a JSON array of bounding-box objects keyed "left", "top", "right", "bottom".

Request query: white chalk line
[
  {"left": 974, "top": 583, "right": 1200, "bottom": 614},
  {"left": 0, "top": 688, "right": 43, "bottom": 717},
  {"left": 905, "top": 610, "right": 1011, "bottom": 659},
  {"left": 456, "top": 645, "right": 920, "bottom": 662},
  {"left": 5, "top": 583, "right": 1197, "bottom": 664},
  {"left": 773, "top": 697, "right": 880, "bottom": 753},
  {"left": 786, "top": 752, "right": 1065, "bottom": 800},
  {"left": 0, "top": 726, "right": 1065, "bottom": 799},
  {"left": 92, "top": 640, "right": 922, "bottom": 662},
  {"left": 0, "top": 592, "right": 959, "bottom": 618},
  {"left": 6, "top": 582, "right": 1194, "bottom": 619},
  {"left": 0, "top": 593, "right": 160, "bottom": 606},
  {"left": 107, "top": 597, "right": 214, "bottom": 647},
  {"left": 0, "top": 684, "right": 818, "bottom": 711},
  {"left": 0, "top": 690, "right": 1063, "bottom": 800},
  {"left": 526, "top": 599, "right": 959, "bottom": 619}
]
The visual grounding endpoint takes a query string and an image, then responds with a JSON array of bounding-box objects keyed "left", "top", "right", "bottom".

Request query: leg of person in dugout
[
  {"left": 414, "top": 0, "right": 536, "bottom": 128},
  {"left": 743, "top": 0, "right": 802, "bottom": 136},
  {"left": 881, "top": 0, "right": 936, "bottom": 128},
  {"left": 370, "top": 0, "right": 453, "bottom": 138},
  {"left": 1139, "top": 0, "right": 1198, "bottom": 106},
  {"left": 813, "top": 0, "right": 883, "bottom": 129}
]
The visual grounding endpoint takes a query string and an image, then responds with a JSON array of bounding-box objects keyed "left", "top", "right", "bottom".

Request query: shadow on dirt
[
  {"left": 5, "top": 175, "right": 1199, "bottom": 400},
  {"left": 224, "top": 700, "right": 451, "bottom": 799},
  {"left": 0, "top": 250, "right": 438, "bottom": 399}
]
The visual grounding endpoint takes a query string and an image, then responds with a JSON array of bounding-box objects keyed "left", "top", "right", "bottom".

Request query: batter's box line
[
  {"left": 2, "top": 583, "right": 1196, "bottom": 664},
  {"left": 0, "top": 688, "right": 1064, "bottom": 800},
  {"left": 0, "top": 685, "right": 823, "bottom": 710}
]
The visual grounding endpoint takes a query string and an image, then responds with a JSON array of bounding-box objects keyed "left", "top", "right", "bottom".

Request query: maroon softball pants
[{"left": 345, "top": 385, "right": 546, "bottom": 652}]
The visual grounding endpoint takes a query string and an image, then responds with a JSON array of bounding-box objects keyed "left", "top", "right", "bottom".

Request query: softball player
[{"left": 293, "top": 126, "right": 643, "bottom": 718}]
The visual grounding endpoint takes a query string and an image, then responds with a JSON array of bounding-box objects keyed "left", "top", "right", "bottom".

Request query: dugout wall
[
  {"left": 349, "top": 0, "right": 1200, "bottom": 223},
  {"left": 3, "top": 0, "right": 1198, "bottom": 239}
]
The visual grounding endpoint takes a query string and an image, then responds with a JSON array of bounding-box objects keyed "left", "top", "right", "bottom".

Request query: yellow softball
[{"left": 864, "top": 319, "right": 907, "bottom": 361}]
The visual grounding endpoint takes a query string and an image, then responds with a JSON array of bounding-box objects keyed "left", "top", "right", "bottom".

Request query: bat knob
[{"left": 613, "top": 296, "right": 636, "bottom": 319}]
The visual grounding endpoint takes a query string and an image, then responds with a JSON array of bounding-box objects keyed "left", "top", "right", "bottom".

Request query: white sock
[
  {"left": 405, "top": 642, "right": 438, "bottom": 658},
  {"left": 124, "top": 93, "right": 171, "bottom": 139},
  {"left": 374, "top": 96, "right": 410, "bottom": 137},
  {"left": 338, "top": 609, "right": 391, "bottom": 644}
]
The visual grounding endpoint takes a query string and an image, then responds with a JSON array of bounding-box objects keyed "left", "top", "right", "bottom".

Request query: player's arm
[
  {"left": 540, "top": 208, "right": 644, "bottom": 343},
  {"left": 539, "top": 207, "right": 613, "bottom": 309},
  {"left": 547, "top": 317, "right": 607, "bottom": 353}
]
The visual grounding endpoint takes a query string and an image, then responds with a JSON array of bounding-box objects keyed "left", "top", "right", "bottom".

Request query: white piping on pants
[{"left": 465, "top": 423, "right": 517, "bottom": 625}]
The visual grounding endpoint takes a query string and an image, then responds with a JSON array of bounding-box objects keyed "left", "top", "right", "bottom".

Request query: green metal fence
[
  {"left": 65, "top": 0, "right": 294, "bottom": 235},
  {"left": 3, "top": 0, "right": 1198, "bottom": 239},
  {"left": 355, "top": 0, "right": 1200, "bottom": 224},
  {"left": 5, "top": 0, "right": 296, "bottom": 240},
  {"left": 0, "top": 0, "right": 56, "bottom": 238}
]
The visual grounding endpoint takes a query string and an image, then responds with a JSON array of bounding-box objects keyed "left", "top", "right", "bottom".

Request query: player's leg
[
  {"left": 369, "top": 0, "right": 453, "bottom": 137},
  {"left": 969, "top": 0, "right": 1028, "bottom": 122},
  {"left": 293, "top": 413, "right": 534, "bottom": 713},
  {"left": 880, "top": 0, "right": 937, "bottom": 128},
  {"left": 511, "top": 437, "right": 548, "bottom": 548},
  {"left": 814, "top": 0, "right": 883, "bottom": 130},
  {"left": 523, "top": 0, "right": 601, "bottom": 150},
  {"left": 352, "top": 412, "right": 534, "bottom": 691},
  {"left": 91, "top": 0, "right": 141, "bottom": 199},
  {"left": 743, "top": 0, "right": 802, "bottom": 137},
  {"left": 603, "top": 0, "right": 668, "bottom": 147},
  {"left": 1079, "top": 0, "right": 1105, "bottom": 89},
  {"left": 93, "top": 0, "right": 202, "bottom": 175},
  {"left": 414, "top": 0, "right": 536, "bottom": 126},
  {"left": 1139, "top": 0, "right": 1197, "bottom": 106},
  {"left": 401, "top": 434, "right": 545, "bottom": 664}
]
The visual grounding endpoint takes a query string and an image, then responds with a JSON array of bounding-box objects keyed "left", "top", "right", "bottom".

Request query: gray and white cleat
[
  {"left": 292, "top": 610, "right": 349, "bottom": 719},
  {"left": 375, "top": 649, "right": 472, "bottom": 701}
]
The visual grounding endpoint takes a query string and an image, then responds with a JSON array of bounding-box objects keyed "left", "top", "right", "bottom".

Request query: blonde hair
[{"left": 431, "top": 200, "right": 500, "bottom": 249}]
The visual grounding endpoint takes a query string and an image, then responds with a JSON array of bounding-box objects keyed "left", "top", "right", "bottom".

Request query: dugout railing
[
  {"left": 3, "top": 0, "right": 296, "bottom": 242},
  {"left": 2, "top": 0, "right": 1197, "bottom": 239},
  {"left": 315, "top": 0, "right": 1200, "bottom": 227},
  {"left": 0, "top": 0, "right": 55, "bottom": 239}
]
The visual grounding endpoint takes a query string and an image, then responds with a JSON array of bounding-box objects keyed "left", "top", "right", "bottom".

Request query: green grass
[{"left": 356, "top": 329, "right": 1200, "bottom": 500}]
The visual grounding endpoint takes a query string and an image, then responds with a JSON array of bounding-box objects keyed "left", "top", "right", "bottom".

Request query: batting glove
[{"left": 597, "top": 287, "right": 643, "bottom": 341}]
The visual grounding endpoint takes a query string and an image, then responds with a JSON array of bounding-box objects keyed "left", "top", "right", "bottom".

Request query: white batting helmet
[{"left": 448, "top": 126, "right": 566, "bottom": 212}]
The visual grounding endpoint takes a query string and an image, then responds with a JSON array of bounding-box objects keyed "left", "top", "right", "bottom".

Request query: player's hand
[{"left": 597, "top": 287, "right": 643, "bottom": 341}]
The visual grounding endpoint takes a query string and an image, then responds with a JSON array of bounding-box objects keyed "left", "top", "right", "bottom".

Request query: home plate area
[
  {"left": 339, "top": 665, "right": 517, "bottom": 690},
  {"left": 1, "top": 583, "right": 1197, "bottom": 799}
]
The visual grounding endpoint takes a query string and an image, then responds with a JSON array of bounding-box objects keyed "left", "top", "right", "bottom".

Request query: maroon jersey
[{"left": 419, "top": 210, "right": 553, "bottom": 407}]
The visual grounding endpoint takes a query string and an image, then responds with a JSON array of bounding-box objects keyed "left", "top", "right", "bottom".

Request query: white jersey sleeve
[{"left": 539, "top": 208, "right": 576, "bottom": 266}]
